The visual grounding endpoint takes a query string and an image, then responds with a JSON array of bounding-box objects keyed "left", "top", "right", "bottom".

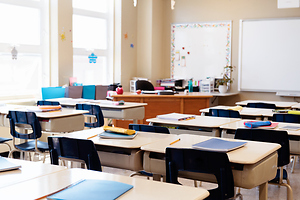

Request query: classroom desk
[
  {"left": 146, "top": 115, "right": 241, "bottom": 137},
  {"left": 0, "top": 158, "right": 67, "bottom": 189},
  {"left": 47, "top": 98, "right": 147, "bottom": 124},
  {"left": 141, "top": 134, "right": 280, "bottom": 200},
  {"left": 0, "top": 105, "right": 87, "bottom": 133},
  {"left": 291, "top": 103, "right": 300, "bottom": 110},
  {"left": 235, "top": 100, "right": 297, "bottom": 109},
  {"left": 62, "top": 128, "right": 174, "bottom": 171},
  {"left": 200, "top": 105, "right": 274, "bottom": 120},
  {"left": 219, "top": 119, "right": 300, "bottom": 155},
  {"left": 112, "top": 92, "right": 212, "bottom": 127},
  {"left": 0, "top": 168, "right": 209, "bottom": 200}
]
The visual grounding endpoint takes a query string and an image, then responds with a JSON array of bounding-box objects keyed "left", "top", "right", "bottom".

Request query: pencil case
[
  {"left": 244, "top": 121, "right": 271, "bottom": 128},
  {"left": 103, "top": 126, "right": 136, "bottom": 135}
]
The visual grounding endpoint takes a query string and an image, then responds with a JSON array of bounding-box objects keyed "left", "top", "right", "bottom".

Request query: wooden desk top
[
  {"left": 0, "top": 168, "right": 209, "bottom": 200},
  {"left": 147, "top": 115, "right": 241, "bottom": 128},
  {"left": 112, "top": 92, "right": 213, "bottom": 98},
  {"left": 48, "top": 98, "right": 147, "bottom": 109},
  {"left": 200, "top": 105, "right": 274, "bottom": 117},
  {"left": 141, "top": 134, "right": 280, "bottom": 165},
  {"left": 63, "top": 128, "right": 174, "bottom": 149},
  {"left": 291, "top": 103, "right": 300, "bottom": 109},
  {"left": 220, "top": 119, "right": 300, "bottom": 137},
  {"left": 0, "top": 158, "right": 67, "bottom": 189},
  {"left": 0, "top": 105, "right": 88, "bottom": 118},
  {"left": 235, "top": 100, "right": 297, "bottom": 108}
]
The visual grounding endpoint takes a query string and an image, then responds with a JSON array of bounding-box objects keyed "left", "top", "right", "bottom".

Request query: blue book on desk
[
  {"left": 0, "top": 157, "right": 21, "bottom": 172},
  {"left": 47, "top": 179, "right": 133, "bottom": 200},
  {"left": 99, "top": 131, "right": 137, "bottom": 139},
  {"left": 192, "top": 138, "right": 247, "bottom": 153}
]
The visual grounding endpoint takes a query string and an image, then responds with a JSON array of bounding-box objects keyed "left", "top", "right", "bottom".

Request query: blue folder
[
  {"left": 42, "top": 87, "right": 65, "bottom": 100},
  {"left": 82, "top": 85, "right": 96, "bottom": 100},
  {"left": 47, "top": 179, "right": 133, "bottom": 200},
  {"left": 192, "top": 138, "right": 247, "bottom": 153}
]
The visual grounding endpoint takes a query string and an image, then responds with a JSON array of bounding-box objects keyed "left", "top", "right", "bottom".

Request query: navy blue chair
[
  {"left": 208, "top": 109, "right": 241, "bottom": 118},
  {"left": 48, "top": 137, "right": 102, "bottom": 171},
  {"left": 273, "top": 113, "right": 300, "bottom": 173},
  {"left": 235, "top": 128, "right": 293, "bottom": 199},
  {"left": 7, "top": 111, "right": 49, "bottom": 162},
  {"left": 129, "top": 124, "right": 170, "bottom": 179},
  {"left": 37, "top": 100, "right": 60, "bottom": 106},
  {"left": 129, "top": 124, "right": 170, "bottom": 134},
  {"left": 76, "top": 104, "right": 104, "bottom": 128},
  {"left": 246, "top": 102, "right": 276, "bottom": 109},
  {"left": 166, "top": 147, "right": 235, "bottom": 200}
]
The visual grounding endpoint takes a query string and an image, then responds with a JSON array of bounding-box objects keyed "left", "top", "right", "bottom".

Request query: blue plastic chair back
[
  {"left": 41, "top": 87, "right": 65, "bottom": 100},
  {"left": 166, "top": 148, "right": 234, "bottom": 200},
  {"left": 82, "top": 85, "right": 96, "bottom": 100},
  {"left": 208, "top": 109, "right": 241, "bottom": 118},
  {"left": 246, "top": 102, "right": 276, "bottom": 109},
  {"left": 273, "top": 113, "right": 300, "bottom": 123},
  {"left": 37, "top": 100, "right": 60, "bottom": 106},
  {"left": 76, "top": 104, "right": 104, "bottom": 128},
  {"left": 7, "top": 111, "right": 42, "bottom": 140},
  {"left": 129, "top": 124, "right": 170, "bottom": 134},
  {"left": 48, "top": 137, "right": 102, "bottom": 172}
]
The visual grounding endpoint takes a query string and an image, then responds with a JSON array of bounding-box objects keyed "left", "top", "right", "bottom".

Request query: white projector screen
[{"left": 238, "top": 18, "right": 300, "bottom": 92}]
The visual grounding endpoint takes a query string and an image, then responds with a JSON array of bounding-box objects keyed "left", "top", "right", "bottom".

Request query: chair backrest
[
  {"left": 41, "top": 87, "right": 65, "bottom": 100},
  {"left": 234, "top": 128, "right": 290, "bottom": 167},
  {"left": 76, "top": 104, "right": 104, "bottom": 128},
  {"left": 7, "top": 111, "right": 42, "bottom": 140},
  {"left": 82, "top": 85, "right": 96, "bottom": 100},
  {"left": 166, "top": 148, "right": 234, "bottom": 200},
  {"left": 273, "top": 113, "right": 300, "bottom": 123},
  {"left": 129, "top": 124, "right": 170, "bottom": 134},
  {"left": 208, "top": 109, "right": 241, "bottom": 118},
  {"left": 246, "top": 102, "right": 276, "bottom": 109},
  {"left": 135, "top": 80, "right": 154, "bottom": 91},
  {"left": 37, "top": 100, "right": 60, "bottom": 106},
  {"left": 48, "top": 137, "right": 102, "bottom": 171}
]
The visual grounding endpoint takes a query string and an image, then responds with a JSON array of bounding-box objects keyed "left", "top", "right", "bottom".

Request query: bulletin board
[{"left": 171, "top": 21, "right": 232, "bottom": 81}]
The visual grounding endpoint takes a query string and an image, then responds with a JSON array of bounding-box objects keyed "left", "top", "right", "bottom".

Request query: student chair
[
  {"left": 48, "top": 137, "right": 102, "bottom": 171},
  {"left": 235, "top": 128, "right": 293, "bottom": 200},
  {"left": 246, "top": 102, "right": 276, "bottom": 109},
  {"left": 37, "top": 100, "right": 60, "bottom": 106},
  {"left": 129, "top": 124, "right": 170, "bottom": 179},
  {"left": 135, "top": 80, "right": 155, "bottom": 91},
  {"left": 208, "top": 109, "right": 241, "bottom": 118},
  {"left": 273, "top": 113, "right": 300, "bottom": 173},
  {"left": 76, "top": 104, "right": 104, "bottom": 128},
  {"left": 7, "top": 111, "right": 49, "bottom": 162},
  {"left": 165, "top": 147, "right": 235, "bottom": 200}
]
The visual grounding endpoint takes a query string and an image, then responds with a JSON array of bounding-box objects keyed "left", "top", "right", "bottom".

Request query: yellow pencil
[
  {"left": 169, "top": 138, "right": 180, "bottom": 145},
  {"left": 87, "top": 134, "right": 98, "bottom": 140}
]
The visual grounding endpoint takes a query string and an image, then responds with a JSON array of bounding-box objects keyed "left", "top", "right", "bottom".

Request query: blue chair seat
[
  {"left": 0, "top": 137, "right": 12, "bottom": 143},
  {"left": 15, "top": 140, "right": 49, "bottom": 152},
  {"left": 270, "top": 168, "right": 288, "bottom": 184}
]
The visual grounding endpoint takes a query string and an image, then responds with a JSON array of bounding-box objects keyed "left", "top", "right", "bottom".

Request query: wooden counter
[{"left": 112, "top": 92, "right": 212, "bottom": 127}]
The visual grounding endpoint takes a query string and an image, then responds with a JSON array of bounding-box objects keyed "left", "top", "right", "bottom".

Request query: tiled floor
[{"left": 102, "top": 159, "right": 300, "bottom": 200}]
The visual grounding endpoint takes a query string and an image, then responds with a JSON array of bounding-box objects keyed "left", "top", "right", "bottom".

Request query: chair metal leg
[{"left": 291, "top": 156, "right": 297, "bottom": 173}]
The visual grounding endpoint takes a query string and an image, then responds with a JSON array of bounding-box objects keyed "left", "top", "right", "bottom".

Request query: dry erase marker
[{"left": 169, "top": 138, "right": 180, "bottom": 145}]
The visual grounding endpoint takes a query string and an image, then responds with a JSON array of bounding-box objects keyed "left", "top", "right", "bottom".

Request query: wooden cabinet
[{"left": 112, "top": 92, "right": 212, "bottom": 128}]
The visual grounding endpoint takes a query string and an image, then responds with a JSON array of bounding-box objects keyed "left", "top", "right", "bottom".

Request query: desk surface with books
[
  {"left": 0, "top": 160, "right": 209, "bottom": 200},
  {"left": 62, "top": 128, "right": 174, "bottom": 171},
  {"left": 141, "top": 134, "right": 280, "bottom": 200},
  {"left": 235, "top": 100, "right": 297, "bottom": 108},
  {"left": 47, "top": 98, "right": 147, "bottom": 124},
  {"left": 111, "top": 92, "right": 213, "bottom": 127},
  {"left": 146, "top": 114, "right": 241, "bottom": 137}
]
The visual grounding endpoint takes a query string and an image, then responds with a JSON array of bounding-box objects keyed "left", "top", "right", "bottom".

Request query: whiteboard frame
[
  {"left": 170, "top": 21, "right": 232, "bottom": 80},
  {"left": 238, "top": 17, "right": 300, "bottom": 92}
]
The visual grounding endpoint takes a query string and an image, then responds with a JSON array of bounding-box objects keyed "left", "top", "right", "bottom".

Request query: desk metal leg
[
  {"left": 133, "top": 119, "right": 138, "bottom": 124},
  {"left": 212, "top": 128, "right": 220, "bottom": 137},
  {"left": 259, "top": 182, "right": 268, "bottom": 200}
]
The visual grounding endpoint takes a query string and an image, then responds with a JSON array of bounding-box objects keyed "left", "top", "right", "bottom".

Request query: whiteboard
[
  {"left": 239, "top": 18, "right": 300, "bottom": 92},
  {"left": 171, "top": 21, "right": 231, "bottom": 81}
]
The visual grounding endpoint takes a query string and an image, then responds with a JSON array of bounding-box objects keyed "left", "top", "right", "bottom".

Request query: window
[
  {"left": 0, "top": 0, "right": 49, "bottom": 97},
  {"left": 73, "top": 0, "right": 114, "bottom": 85}
]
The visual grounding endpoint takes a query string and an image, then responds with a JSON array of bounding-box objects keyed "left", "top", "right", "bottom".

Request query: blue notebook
[
  {"left": 99, "top": 131, "right": 137, "bottom": 139},
  {"left": 0, "top": 157, "right": 21, "bottom": 172},
  {"left": 192, "top": 138, "right": 247, "bottom": 153},
  {"left": 47, "top": 179, "right": 133, "bottom": 200}
]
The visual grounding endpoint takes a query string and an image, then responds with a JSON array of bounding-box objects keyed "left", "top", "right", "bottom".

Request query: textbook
[
  {"left": 156, "top": 113, "right": 195, "bottom": 121},
  {"left": 103, "top": 126, "right": 136, "bottom": 135},
  {"left": 47, "top": 179, "right": 133, "bottom": 200},
  {"left": 99, "top": 132, "right": 137, "bottom": 139},
  {"left": 0, "top": 157, "right": 21, "bottom": 172},
  {"left": 192, "top": 138, "right": 247, "bottom": 153}
]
